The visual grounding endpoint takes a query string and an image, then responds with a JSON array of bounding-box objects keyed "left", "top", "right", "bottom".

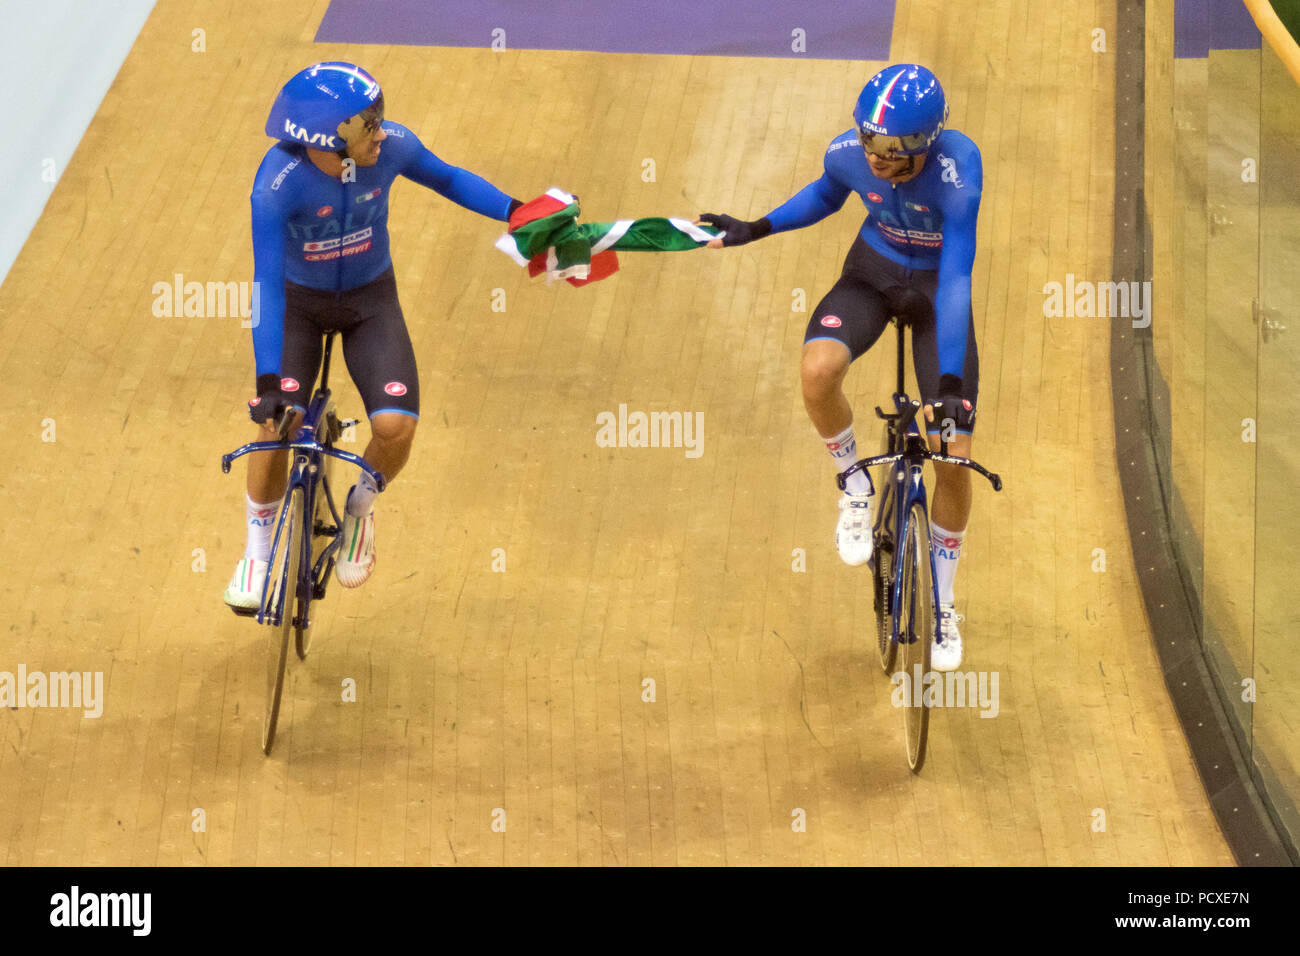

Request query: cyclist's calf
[
  {"left": 926, "top": 430, "right": 973, "bottom": 531},
  {"left": 247, "top": 409, "right": 306, "bottom": 503}
]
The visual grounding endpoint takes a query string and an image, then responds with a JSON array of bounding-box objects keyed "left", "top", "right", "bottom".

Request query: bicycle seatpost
[
  {"left": 319, "top": 331, "right": 337, "bottom": 393},
  {"left": 894, "top": 315, "right": 906, "bottom": 397}
]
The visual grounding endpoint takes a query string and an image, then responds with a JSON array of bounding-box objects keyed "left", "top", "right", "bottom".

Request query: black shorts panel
[
  {"left": 280, "top": 267, "right": 419, "bottom": 418},
  {"left": 806, "top": 276, "right": 892, "bottom": 358},
  {"left": 804, "top": 236, "right": 979, "bottom": 433}
]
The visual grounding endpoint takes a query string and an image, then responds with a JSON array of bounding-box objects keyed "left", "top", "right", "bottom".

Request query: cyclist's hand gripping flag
[{"left": 494, "top": 188, "right": 720, "bottom": 286}]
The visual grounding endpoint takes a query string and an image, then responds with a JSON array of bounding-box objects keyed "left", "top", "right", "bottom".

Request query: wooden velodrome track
[{"left": 0, "top": 0, "right": 1232, "bottom": 865}]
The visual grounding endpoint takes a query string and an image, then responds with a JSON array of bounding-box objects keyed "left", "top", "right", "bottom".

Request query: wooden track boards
[{"left": 0, "top": 0, "right": 1231, "bottom": 865}]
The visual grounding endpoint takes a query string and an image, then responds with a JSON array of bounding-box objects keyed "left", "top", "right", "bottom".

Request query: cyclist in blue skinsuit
[
  {"left": 701, "top": 64, "right": 982, "bottom": 671},
  {"left": 225, "top": 62, "right": 524, "bottom": 613}
]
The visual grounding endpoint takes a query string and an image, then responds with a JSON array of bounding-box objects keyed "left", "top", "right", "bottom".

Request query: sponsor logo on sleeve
[
  {"left": 384, "top": 381, "right": 408, "bottom": 396},
  {"left": 938, "top": 153, "right": 964, "bottom": 188},
  {"left": 270, "top": 157, "right": 301, "bottom": 191},
  {"left": 820, "top": 315, "right": 842, "bottom": 328}
]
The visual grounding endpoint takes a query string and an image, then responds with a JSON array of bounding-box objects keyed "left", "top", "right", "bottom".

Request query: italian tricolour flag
[{"left": 494, "top": 188, "right": 719, "bottom": 286}]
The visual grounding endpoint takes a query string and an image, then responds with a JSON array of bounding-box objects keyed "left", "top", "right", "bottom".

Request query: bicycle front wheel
[
  {"left": 297, "top": 409, "right": 341, "bottom": 661},
  {"left": 898, "top": 498, "right": 935, "bottom": 773},
  {"left": 262, "top": 485, "right": 304, "bottom": 755},
  {"left": 873, "top": 423, "right": 897, "bottom": 674},
  {"left": 873, "top": 536, "right": 896, "bottom": 674}
]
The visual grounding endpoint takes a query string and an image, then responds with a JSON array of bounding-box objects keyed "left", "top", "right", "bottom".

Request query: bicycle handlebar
[
  {"left": 221, "top": 438, "right": 387, "bottom": 491},
  {"left": 837, "top": 450, "right": 1002, "bottom": 493}
]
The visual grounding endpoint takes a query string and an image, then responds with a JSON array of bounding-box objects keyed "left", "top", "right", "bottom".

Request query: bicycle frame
[
  {"left": 221, "top": 333, "right": 387, "bottom": 630},
  {"left": 837, "top": 318, "right": 1002, "bottom": 650}
]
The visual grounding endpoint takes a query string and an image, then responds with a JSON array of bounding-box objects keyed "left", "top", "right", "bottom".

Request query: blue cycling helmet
[
  {"left": 853, "top": 64, "right": 947, "bottom": 157},
  {"left": 266, "top": 61, "right": 384, "bottom": 151}
]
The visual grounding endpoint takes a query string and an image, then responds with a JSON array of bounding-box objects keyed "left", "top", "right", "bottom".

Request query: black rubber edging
[{"left": 1109, "top": 0, "right": 1295, "bottom": 866}]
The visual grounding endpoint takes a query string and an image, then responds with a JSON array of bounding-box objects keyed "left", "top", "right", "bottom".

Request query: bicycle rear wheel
[
  {"left": 898, "top": 498, "right": 935, "bottom": 773},
  {"left": 262, "top": 485, "right": 304, "bottom": 755}
]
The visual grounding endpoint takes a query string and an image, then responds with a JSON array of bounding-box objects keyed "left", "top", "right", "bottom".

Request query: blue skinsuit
[
  {"left": 763, "top": 128, "right": 983, "bottom": 378},
  {"left": 249, "top": 121, "right": 515, "bottom": 378}
]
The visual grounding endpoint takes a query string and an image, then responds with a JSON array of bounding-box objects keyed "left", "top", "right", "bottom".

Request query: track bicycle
[
  {"left": 837, "top": 315, "right": 1002, "bottom": 772},
  {"left": 221, "top": 331, "right": 385, "bottom": 755}
]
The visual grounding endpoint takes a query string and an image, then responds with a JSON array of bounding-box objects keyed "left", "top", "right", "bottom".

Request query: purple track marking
[
  {"left": 316, "top": 0, "right": 895, "bottom": 60},
  {"left": 1174, "top": 0, "right": 1260, "bottom": 57}
]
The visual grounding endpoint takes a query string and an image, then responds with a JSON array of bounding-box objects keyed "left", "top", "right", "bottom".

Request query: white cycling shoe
[
  {"left": 224, "top": 557, "right": 268, "bottom": 616},
  {"left": 835, "top": 492, "right": 875, "bottom": 566},
  {"left": 933, "top": 604, "right": 965, "bottom": 672},
  {"left": 335, "top": 508, "right": 376, "bottom": 588}
]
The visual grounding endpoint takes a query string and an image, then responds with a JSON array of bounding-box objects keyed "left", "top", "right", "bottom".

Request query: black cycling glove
[
  {"left": 928, "top": 374, "right": 976, "bottom": 435},
  {"left": 697, "top": 213, "right": 773, "bottom": 247},
  {"left": 248, "top": 373, "right": 292, "bottom": 426}
]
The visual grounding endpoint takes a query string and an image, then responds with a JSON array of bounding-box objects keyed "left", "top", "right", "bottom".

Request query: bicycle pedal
[{"left": 228, "top": 604, "right": 258, "bottom": 618}]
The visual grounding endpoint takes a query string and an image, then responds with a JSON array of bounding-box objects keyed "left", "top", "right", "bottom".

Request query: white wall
[{"left": 0, "top": 0, "right": 158, "bottom": 288}]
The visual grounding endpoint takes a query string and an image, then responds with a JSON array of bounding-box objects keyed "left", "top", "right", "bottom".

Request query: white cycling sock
[
  {"left": 346, "top": 470, "right": 380, "bottom": 517},
  {"left": 930, "top": 521, "right": 965, "bottom": 605},
  {"left": 244, "top": 494, "right": 282, "bottom": 562},
  {"left": 824, "top": 424, "right": 873, "bottom": 495}
]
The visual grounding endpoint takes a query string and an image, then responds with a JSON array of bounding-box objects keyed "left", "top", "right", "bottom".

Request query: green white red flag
[{"left": 494, "top": 188, "right": 720, "bottom": 286}]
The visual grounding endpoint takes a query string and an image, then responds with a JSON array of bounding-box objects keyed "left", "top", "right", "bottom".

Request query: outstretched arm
[
  {"left": 763, "top": 172, "right": 851, "bottom": 233},
  {"left": 701, "top": 154, "right": 851, "bottom": 248},
  {"left": 399, "top": 134, "right": 519, "bottom": 221}
]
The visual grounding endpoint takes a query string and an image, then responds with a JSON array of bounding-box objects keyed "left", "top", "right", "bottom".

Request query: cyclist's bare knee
[
  {"left": 369, "top": 412, "right": 417, "bottom": 446},
  {"left": 800, "top": 340, "right": 851, "bottom": 402},
  {"left": 925, "top": 434, "right": 967, "bottom": 460},
  {"left": 928, "top": 433, "right": 972, "bottom": 489}
]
